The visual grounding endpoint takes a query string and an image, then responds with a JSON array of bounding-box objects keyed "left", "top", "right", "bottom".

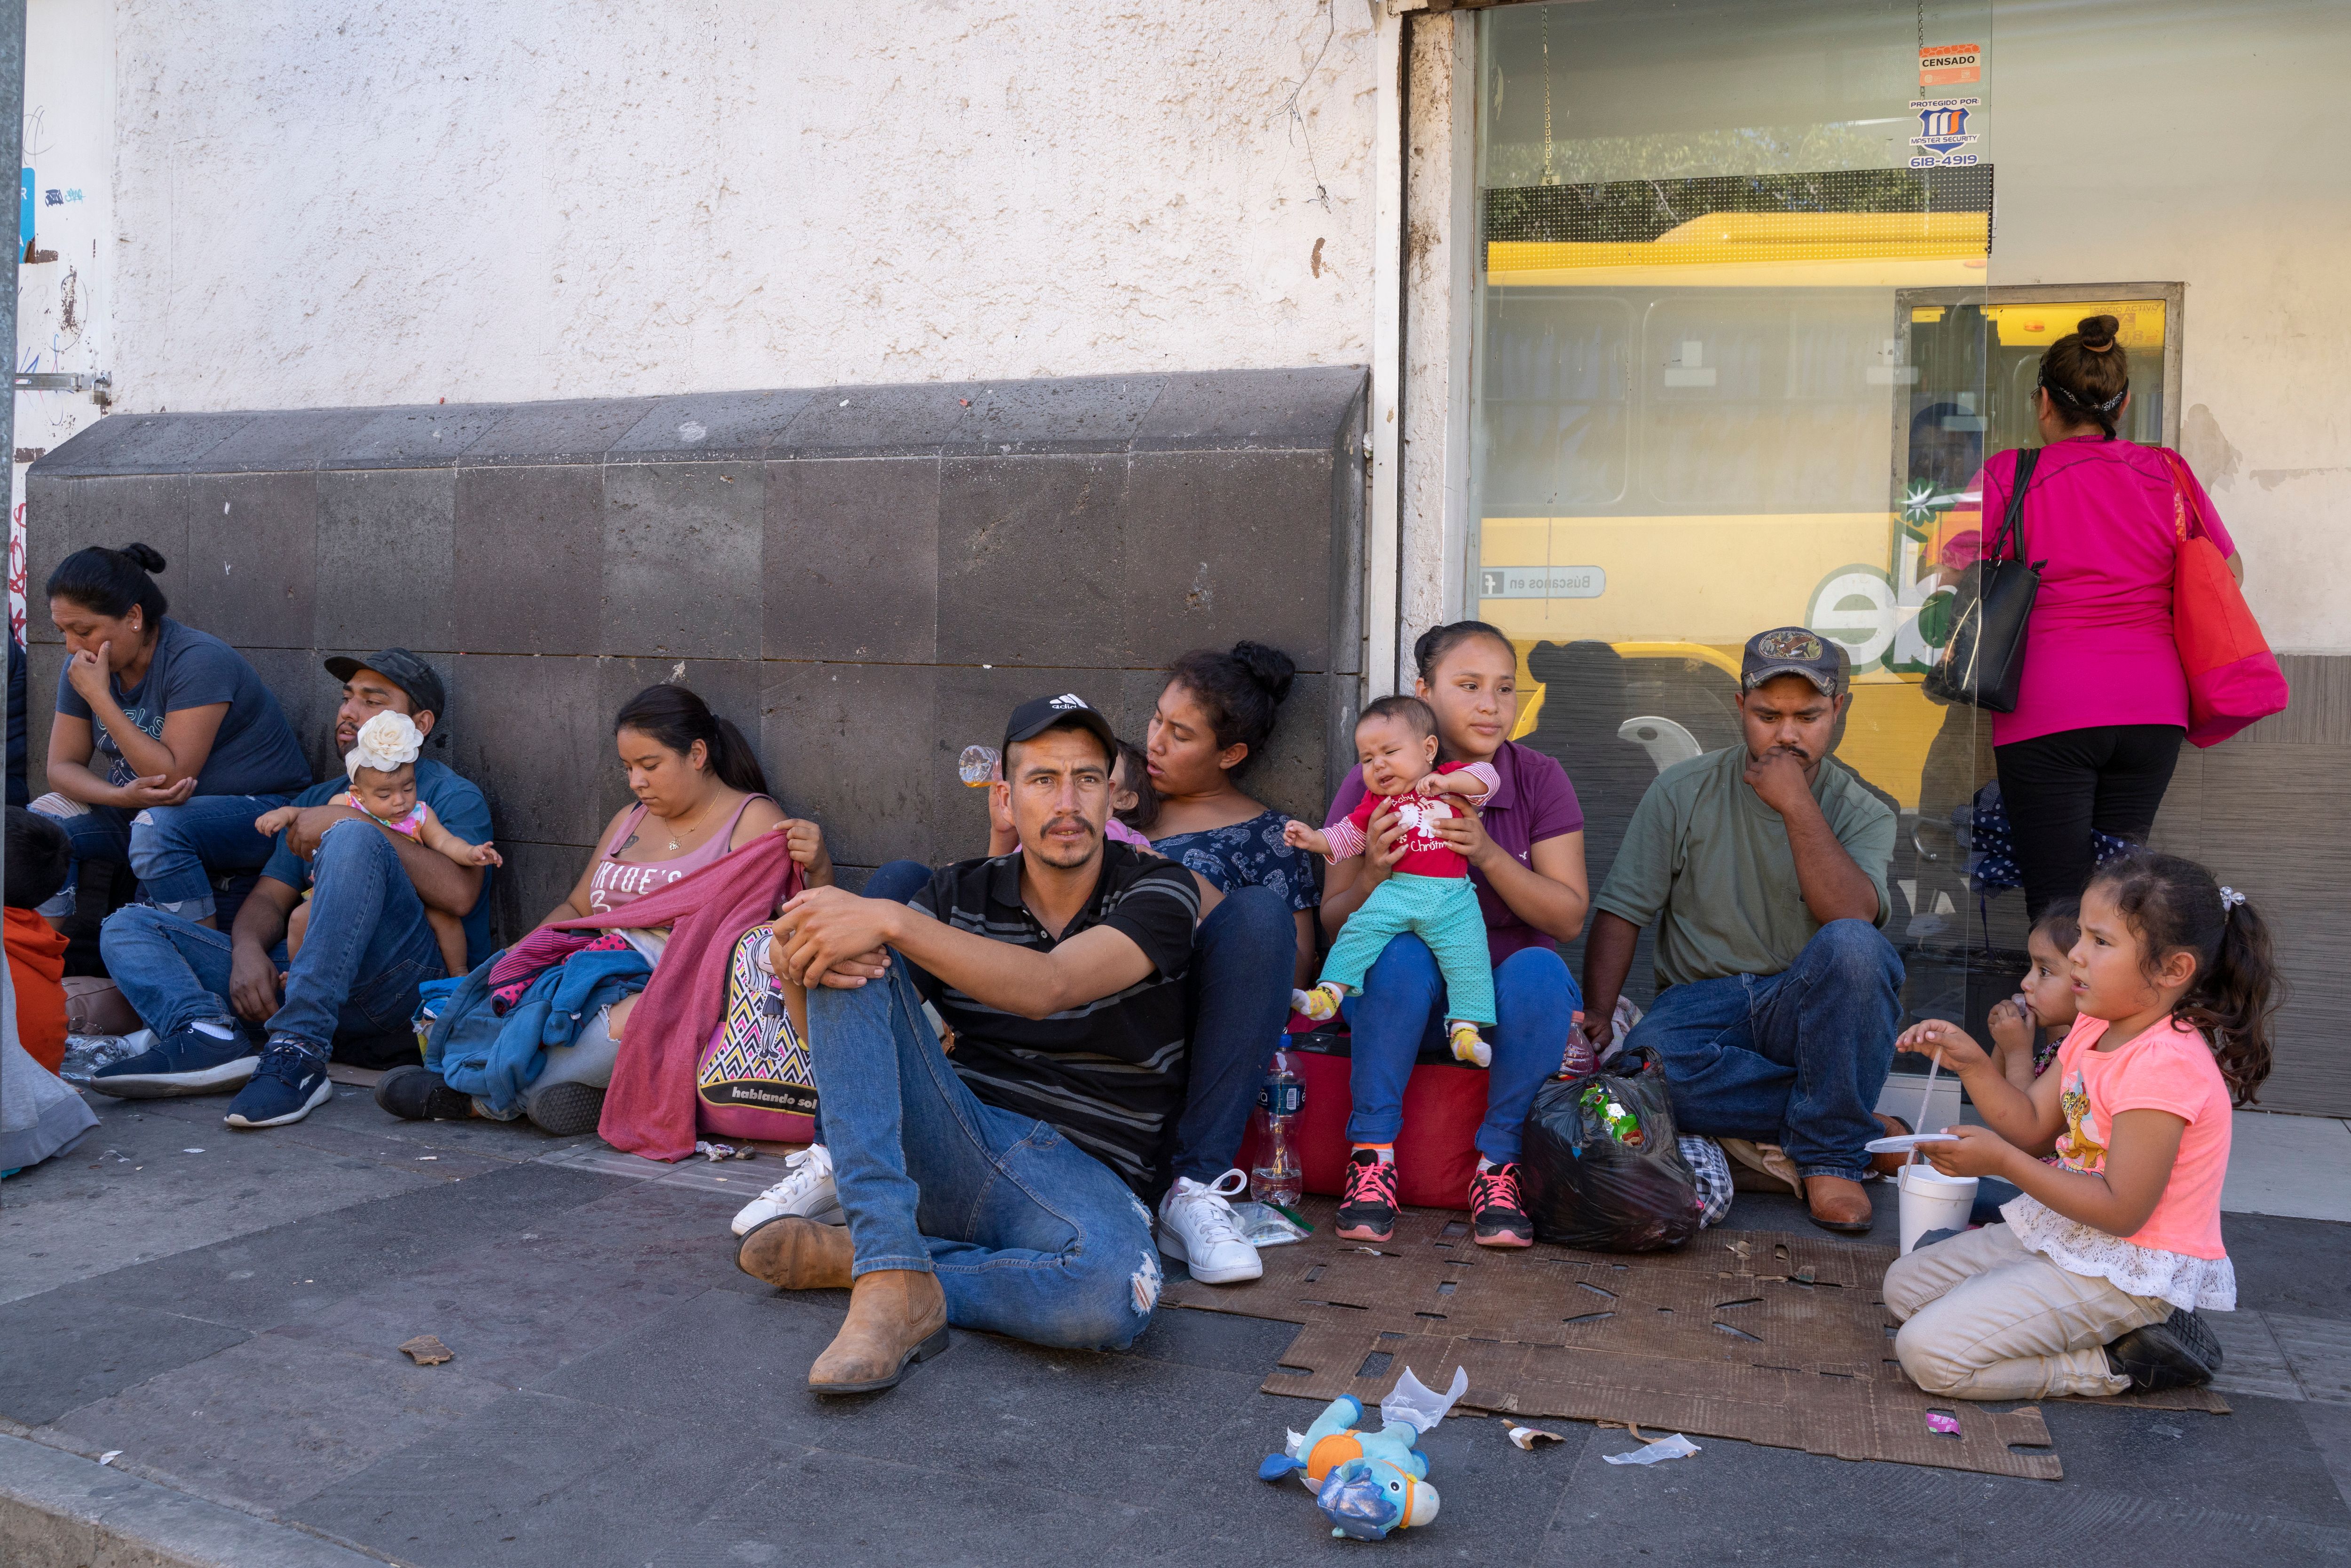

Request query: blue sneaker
[
  {"left": 224, "top": 1037, "right": 334, "bottom": 1128},
  {"left": 89, "top": 1024, "right": 260, "bottom": 1099}
]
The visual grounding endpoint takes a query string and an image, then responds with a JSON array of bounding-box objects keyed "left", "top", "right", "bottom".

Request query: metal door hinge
[{"left": 15, "top": 370, "right": 111, "bottom": 406}]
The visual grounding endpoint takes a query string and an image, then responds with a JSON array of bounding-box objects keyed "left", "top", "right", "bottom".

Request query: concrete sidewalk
[{"left": 3, "top": 1081, "right": 2349, "bottom": 1567}]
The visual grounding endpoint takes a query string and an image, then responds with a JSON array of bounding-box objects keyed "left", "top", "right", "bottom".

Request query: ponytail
[
  {"left": 47, "top": 541, "right": 170, "bottom": 626},
  {"left": 613, "top": 684, "right": 772, "bottom": 798},
  {"left": 2189, "top": 892, "right": 2280, "bottom": 1106},
  {"left": 2088, "top": 851, "right": 2283, "bottom": 1105}
]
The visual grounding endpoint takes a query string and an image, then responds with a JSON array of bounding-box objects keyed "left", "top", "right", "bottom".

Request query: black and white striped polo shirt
[{"left": 909, "top": 844, "right": 1199, "bottom": 1197}]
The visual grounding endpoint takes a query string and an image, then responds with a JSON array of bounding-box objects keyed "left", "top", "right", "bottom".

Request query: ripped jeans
[
  {"left": 810, "top": 963, "right": 1160, "bottom": 1352},
  {"left": 31, "top": 791, "right": 290, "bottom": 922}
]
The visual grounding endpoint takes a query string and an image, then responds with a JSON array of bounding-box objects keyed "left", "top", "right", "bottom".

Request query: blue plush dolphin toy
[{"left": 1255, "top": 1366, "right": 1469, "bottom": 1540}]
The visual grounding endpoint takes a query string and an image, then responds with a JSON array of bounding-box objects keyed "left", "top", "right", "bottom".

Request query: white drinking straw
[{"left": 1908, "top": 1043, "right": 1945, "bottom": 1167}]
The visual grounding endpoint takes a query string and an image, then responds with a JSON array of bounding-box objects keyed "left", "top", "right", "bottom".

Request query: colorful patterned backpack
[{"left": 694, "top": 925, "right": 817, "bottom": 1142}]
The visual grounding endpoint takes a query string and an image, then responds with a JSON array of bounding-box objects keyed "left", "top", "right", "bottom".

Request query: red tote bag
[{"left": 2158, "top": 449, "right": 2288, "bottom": 748}]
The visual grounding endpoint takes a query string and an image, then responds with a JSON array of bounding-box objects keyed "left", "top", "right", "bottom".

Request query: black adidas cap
[{"left": 1002, "top": 693, "right": 1119, "bottom": 764}]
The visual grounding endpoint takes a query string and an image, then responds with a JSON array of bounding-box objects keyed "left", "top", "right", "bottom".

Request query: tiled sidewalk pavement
[{"left": 3, "top": 1082, "right": 2349, "bottom": 1567}]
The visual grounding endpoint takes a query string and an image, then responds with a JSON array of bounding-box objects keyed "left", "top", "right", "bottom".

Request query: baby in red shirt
[{"left": 1285, "top": 695, "right": 1498, "bottom": 1066}]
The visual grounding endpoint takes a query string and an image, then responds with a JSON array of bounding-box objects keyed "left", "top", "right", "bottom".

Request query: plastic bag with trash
[{"left": 1518, "top": 1045, "right": 1701, "bottom": 1253}]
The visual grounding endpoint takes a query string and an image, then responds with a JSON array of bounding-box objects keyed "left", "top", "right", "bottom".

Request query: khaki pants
[{"left": 1883, "top": 1223, "right": 2171, "bottom": 1399}]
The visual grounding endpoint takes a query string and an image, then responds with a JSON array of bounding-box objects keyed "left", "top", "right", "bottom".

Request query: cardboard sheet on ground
[{"left": 1164, "top": 1201, "right": 2226, "bottom": 1481}]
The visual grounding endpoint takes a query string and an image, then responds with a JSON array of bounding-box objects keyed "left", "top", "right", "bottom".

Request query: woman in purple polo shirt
[{"left": 1320, "top": 621, "right": 1591, "bottom": 1246}]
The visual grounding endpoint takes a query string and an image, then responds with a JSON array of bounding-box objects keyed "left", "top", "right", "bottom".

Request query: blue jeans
[
  {"left": 810, "top": 962, "right": 1159, "bottom": 1351},
  {"left": 1168, "top": 883, "right": 1294, "bottom": 1185},
  {"left": 101, "top": 819, "right": 447, "bottom": 1049},
  {"left": 862, "top": 860, "right": 1296, "bottom": 1188},
  {"left": 33, "top": 791, "right": 289, "bottom": 921},
  {"left": 1627, "top": 919, "right": 1903, "bottom": 1182},
  {"left": 1341, "top": 937, "right": 1582, "bottom": 1165}
]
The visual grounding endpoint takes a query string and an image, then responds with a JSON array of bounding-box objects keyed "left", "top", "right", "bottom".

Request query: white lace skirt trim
[{"left": 2001, "top": 1194, "right": 2237, "bottom": 1311}]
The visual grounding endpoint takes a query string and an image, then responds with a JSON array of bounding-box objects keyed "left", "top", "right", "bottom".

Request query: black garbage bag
[{"left": 1518, "top": 1047, "right": 1700, "bottom": 1252}]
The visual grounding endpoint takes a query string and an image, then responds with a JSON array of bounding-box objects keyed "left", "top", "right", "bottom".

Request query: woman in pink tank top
[
  {"left": 398, "top": 684, "right": 839, "bottom": 1140},
  {"left": 538, "top": 685, "right": 836, "bottom": 944}
]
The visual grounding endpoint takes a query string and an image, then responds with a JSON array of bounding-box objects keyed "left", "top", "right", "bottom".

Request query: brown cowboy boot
[
  {"left": 1803, "top": 1174, "right": 1875, "bottom": 1235},
  {"left": 735, "top": 1216, "right": 853, "bottom": 1291},
  {"left": 807, "top": 1268, "right": 950, "bottom": 1395},
  {"left": 1867, "top": 1112, "right": 1917, "bottom": 1180}
]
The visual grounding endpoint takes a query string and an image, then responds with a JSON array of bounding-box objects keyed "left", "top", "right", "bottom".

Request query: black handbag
[{"left": 1923, "top": 446, "right": 2043, "bottom": 713}]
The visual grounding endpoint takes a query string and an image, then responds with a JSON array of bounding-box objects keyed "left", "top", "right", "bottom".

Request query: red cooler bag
[
  {"left": 2159, "top": 448, "right": 2288, "bottom": 747},
  {"left": 1239, "top": 1048, "right": 1487, "bottom": 1211}
]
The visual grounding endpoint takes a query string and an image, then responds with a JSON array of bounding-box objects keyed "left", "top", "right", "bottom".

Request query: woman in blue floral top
[
  {"left": 1143, "top": 642, "right": 1316, "bottom": 1262},
  {"left": 1145, "top": 642, "right": 1321, "bottom": 986}
]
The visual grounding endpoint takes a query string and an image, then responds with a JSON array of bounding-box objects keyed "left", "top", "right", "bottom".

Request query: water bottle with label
[{"left": 1250, "top": 1046, "right": 1305, "bottom": 1207}]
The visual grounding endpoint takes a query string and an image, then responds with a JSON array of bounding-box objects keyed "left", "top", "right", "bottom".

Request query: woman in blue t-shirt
[{"left": 35, "top": 543, "right": 312, "bottom": 928}]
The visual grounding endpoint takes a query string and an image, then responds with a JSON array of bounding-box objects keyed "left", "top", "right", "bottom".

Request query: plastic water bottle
[
  {"left": 1250, "top": 1047, "right": 1305, "bottom": 1207},
  {"left": 957, "top": 745, "right": 1000, "bottom": 787}
]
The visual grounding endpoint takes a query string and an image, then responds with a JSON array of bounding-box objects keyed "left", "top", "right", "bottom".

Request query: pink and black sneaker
[
  {"left": 1468, "top": 1162, "right": 1534, "bottom": 1248},
  {"left": 1335, "top": 1149, "right": 1400, "bottom": 1243}
]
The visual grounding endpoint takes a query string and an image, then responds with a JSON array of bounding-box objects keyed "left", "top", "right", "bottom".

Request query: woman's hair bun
[
  {"left": 2076, "top": 315, "right": 2120, "bottom": 351},
  {"left": 1230, "top": 639, "right": 1296, "bottom": 704},
  {"left": 117, "top": 542, "right": 167, "bottom": 573}
]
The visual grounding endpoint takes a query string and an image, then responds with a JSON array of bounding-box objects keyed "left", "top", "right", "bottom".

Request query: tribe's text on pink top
[
  {"left": 1323, "top": 761, "right": 1499, "bottom": 878},
  {"left": 2049, "top": 1013, "right": 2233, "bottom": 1260},
  {"left": 588, "top": 795, "right": 769, "bottom": 915},
  {"left": 1975, "top": 438, "right": 2235, "bottom": 747}
]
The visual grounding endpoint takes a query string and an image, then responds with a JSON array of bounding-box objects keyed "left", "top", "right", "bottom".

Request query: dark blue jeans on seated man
[
  {"left": 33, "top": 791, "right": 289, "bottom": 922},
  {"left": 1341, "top": 937, "right": 1583, "bottom": 1166},
  {"left": 100, "top": 820, "right": 448, "bottom": 1069},
  {"left": 859, "top": 859, "right": 1295, "bottom": 1189},
  {"left": 1626, "top": 919, "right": 1903, "bottom": 1182},
  {"left": 811, "top": 960, "right": 1160, "bottom": 1350}
]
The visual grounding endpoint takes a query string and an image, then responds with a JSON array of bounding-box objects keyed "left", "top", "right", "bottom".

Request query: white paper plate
[{"left": 1864, "top": 1132, "right": 1961, "bottom": 1154}]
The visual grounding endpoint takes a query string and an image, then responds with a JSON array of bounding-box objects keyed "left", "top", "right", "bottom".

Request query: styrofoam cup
[{"left": 1897, "top": 1163, "right": 1979, "bottom": 1255}]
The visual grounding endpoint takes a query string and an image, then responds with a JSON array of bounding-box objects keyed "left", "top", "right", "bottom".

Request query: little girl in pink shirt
[{"left": 1884, "top": 851, "right": 2276, "bottom": 1399}]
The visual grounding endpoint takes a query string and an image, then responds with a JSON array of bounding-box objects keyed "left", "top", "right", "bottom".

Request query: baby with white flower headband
[{"left": 254, "top": 711, "right": 502, "bottom": 975}]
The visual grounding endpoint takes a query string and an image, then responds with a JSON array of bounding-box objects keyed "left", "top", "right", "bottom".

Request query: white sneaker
[
  {"left": 728, "top": 1145, "right": 843, "bottom": 1236},
  {"left": 1156, "top": 1169, "right": 1262, "bottom": 1284}
]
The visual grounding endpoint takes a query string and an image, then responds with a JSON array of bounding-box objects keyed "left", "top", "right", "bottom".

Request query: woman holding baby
[{"left": 1313, "top": 621, "right": 1591, "bottom": 1250}]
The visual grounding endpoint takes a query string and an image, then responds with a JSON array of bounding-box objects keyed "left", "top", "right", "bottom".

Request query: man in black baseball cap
[
  {"left": 95, "top": 646, "right": 497, "bottom": 1131},
  {"left": 1577, "top": 623, "right": 1906, "bottom": 1236},
  {"left": 742, "top": 689, "right": 1294, "bottom": 1395},
  {"left": 323, "top": 649, "right": 448, "bottom": 746},
  {"left": 1001, "top": 691, "right": 1119, "bottom": 769}
]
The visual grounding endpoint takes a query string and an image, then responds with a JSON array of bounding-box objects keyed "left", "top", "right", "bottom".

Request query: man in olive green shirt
[{"left": 1578, "top": 628, "right": 1903, "bottom": 1234}]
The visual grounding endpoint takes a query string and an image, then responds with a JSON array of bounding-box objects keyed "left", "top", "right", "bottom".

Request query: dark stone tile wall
[{"left": 27, "top": 368, "right": 1367, "bottom": 943}]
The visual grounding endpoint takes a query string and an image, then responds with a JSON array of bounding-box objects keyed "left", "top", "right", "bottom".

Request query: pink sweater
[{"left": 1978, "top": 438, "right": 2234, "bottom": 747}]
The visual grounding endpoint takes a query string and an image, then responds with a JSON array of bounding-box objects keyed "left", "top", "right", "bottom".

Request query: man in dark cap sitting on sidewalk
[
  {"left": 92, "top": 650, "right": 493, "bottom": 1129},
  {"left": 1577, "top": 627, "right": 1909, "bottom": 1234},
  {"left": 749, "top": 694, "right": 1219, "bottom": 1396}
]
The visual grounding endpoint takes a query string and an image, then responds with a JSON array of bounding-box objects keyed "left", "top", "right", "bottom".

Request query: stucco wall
[
  {"left": 1991, "top": 0, "right": 2351, "bottom": 656},
  {"left": 104, "top": 1, "right": 1381, "bottom": 413}
]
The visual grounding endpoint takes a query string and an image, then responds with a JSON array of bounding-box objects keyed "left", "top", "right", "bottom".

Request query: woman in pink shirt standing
[{"left": 1980, "top": 316, "right": 2247, "bottom": 919}]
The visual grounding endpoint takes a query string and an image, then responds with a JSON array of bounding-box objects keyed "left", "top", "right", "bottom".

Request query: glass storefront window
[{"left": 1470, "top": 0, "right": 2005, "bottom": 1034}]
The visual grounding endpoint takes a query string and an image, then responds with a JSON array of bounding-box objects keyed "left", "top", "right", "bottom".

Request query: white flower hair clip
[
  {"left": 347, "top": 710, "right": 425, "bottom": 777},
  {"left": 2219, "top": 885, "right": 2247, "bottom": 915}
]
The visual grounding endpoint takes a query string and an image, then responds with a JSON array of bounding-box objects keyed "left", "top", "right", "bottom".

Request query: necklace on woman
[{"left": 663, "top": 794, "right": 721, "bottom": 851}]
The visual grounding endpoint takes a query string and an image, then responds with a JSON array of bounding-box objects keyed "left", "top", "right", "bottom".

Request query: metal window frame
[{"left": 1892, "top": 281, "right": 2186, "bottom": 450}]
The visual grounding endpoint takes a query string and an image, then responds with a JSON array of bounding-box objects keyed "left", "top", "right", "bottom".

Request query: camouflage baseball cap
[{"left": 1739, "top": 627, "right": 1847, "bottom": 697}]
